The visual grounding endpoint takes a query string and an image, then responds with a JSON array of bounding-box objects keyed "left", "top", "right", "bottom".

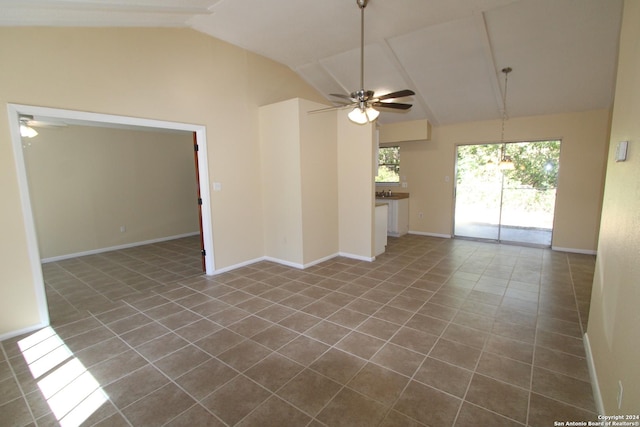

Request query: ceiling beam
[
  {"left": 473, "top": 11, "right": 505, "bottom": 115},
  {"left": 1, "top": 0, "right": 214, "bottom": 15},
  {"left": 379, "top": 39, "right": 439, "bottom": 126}
]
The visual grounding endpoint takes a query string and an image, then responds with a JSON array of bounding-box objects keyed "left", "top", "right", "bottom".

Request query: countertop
[{"left": 375, "top": 192, "right": 409, "bottom": 200}]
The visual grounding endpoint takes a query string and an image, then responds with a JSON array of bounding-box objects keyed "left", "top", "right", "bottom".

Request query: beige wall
[
  {"left": 587, "top": 0, "right": 640, "bottom": 414},
  {"left": 23, "top": 125, "right": 198, "bottom": 259},
  {"left": 338, "top": 114, "right": 376, "bottom": 259},
  {"left": 299, "top": 99, "right": 339, "bottom": 265},
  {"left": 0, "top": 27, "right": 326, "bottom": 337},
  {"left": 260, "top": 99, "right": 305, "bottom": 265},
  {"left": 398, "top": 109, "right": 610, "bottom": 252},
  {"left": 261, "top": 98, "right": 373, "bottom": 266}
]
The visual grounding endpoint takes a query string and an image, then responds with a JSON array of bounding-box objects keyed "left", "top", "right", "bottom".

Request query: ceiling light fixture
[
  {"left": 310, "top": 0, "right": 414, "bottom": 122},
  {"left": 349, "top": 0, "right": 377, "bottom": 124},
  {"left": 348, "top": 100, "right": 380, "bottom": 124},
  {"left": 498, "top": 67, "right": 515, "bottom": 171},
  {"left": 20, "top": 123, "right": 38, "bottom": 138}
]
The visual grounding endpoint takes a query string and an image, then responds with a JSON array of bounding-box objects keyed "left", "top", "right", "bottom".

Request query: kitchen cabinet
[{"left": 375, "top": 195, "right": 409, "bottom": 237}]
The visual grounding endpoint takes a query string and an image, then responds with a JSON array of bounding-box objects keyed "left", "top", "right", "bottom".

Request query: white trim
[
  {"left": 213, "top": 252, "right": 366, "bottom": 274},
  {"left": 552, "top": 246, "right": 597, "bottom": 255},
  {"left": 0, "top": 321, "right": 49, "bottom": 342},
  {"left": 409, "top": 230, "right": 452, "bottom": 239},
  {"left": 41, "top": 232, "right": 200, "bottom": 264},
  {"left": 303, "top": 253, "right": 340, "bottom": 268},
  {"left": 338, "top": 252, "right": 375, "bottom": 262},
  {"left": 7, "top": 105, "right": 50, "bottom": 328},
  {"left": 262, "top": 253, "right": 341, "bottom": 270},
  {"left": 584, "top": 332, "right": 605, "bottom": 415},
  {"left": 214, "top": 253, "right": 344, "bottom": 274},
  {"left": 211, "top": 256, "right": 267, "bottom": 275},
  {"left": 7, "top": 103, "right": 217, "bottom": 336},
  {"left": 263, "top": 257, "right": 305, "bottom": 270}
]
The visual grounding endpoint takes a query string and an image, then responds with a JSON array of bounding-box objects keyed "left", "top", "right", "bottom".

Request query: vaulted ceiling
[{"left": 1, "top": 0, "right": 623, "bottom": 125}]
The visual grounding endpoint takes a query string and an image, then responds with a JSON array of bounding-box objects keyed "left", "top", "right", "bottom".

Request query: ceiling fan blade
[
  {"left": 376, "top": 89, "right": 415, "bottom": 101},
  {"left": 308, "top": 104, "right": 355, "bottom": 114},
  {"left": 330, "top": 93, "right": 354, "bottom": 101},
  {"left": 325, "top": 2, "right": 415, "bottom": 121},
  {"left": 372, "top": 102, "right": 413, "bottom": 110}
]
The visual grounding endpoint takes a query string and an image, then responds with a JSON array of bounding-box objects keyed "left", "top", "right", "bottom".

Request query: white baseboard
[
  {"left": 552, "top": 246, "right": 597, "bottom": 255},
  {"left": 211, "top": 256, "right": 268, "bottom": 275},
  {"left": 584, "top": 332, "right": 605, "bottom": 415},
  {"left": 214, "top": 252, "right": 343, "bottom": 274},
  {"left": 262, "top": 253, "right": 341, "bottom": 270},
  {"left": 262, "top": 257, "right": 304, "bottom": 270},
  {"left": 338, "top": 252, "right": 375, "bottom": 262},
  {"left": 0, "top": 321, "right": 49, "bottom": 342},
  {"left": 304, "top": 253, "right": 341, "bottom": 268},
  {"left": 409, "top": 231, "right": 452, "bottom": 239},
  {"left": 41, "top": 232, "right": 200, "bottom": 263}
]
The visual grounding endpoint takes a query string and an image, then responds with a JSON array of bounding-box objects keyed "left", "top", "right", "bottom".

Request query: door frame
[
  {"left": 7, "top": 103, "right": 216, "bottom": 329},
  {"left": 452, "top": 139, "right": 560, "bottom": 247}
]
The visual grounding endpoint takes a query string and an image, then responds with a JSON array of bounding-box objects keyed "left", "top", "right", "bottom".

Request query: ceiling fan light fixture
[
  {"left": 311, "top": 0, "right": 414, "bottom": 120},
  {"left": 20, "top": 123, "right": 38, "bottom": 138},
  {"left": 348, "top": 105, "right": 379, "bottom": 124},
  {"left": 365, "top": 107, "right": 380, "bottom": 122},
  {"left": 498, "top": 157, "right": 515, "bottom": 170}
]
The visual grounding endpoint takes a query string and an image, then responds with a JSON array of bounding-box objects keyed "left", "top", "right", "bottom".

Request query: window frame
[{"left": 375, "top": 145, "right": 401, "bottom": 185}]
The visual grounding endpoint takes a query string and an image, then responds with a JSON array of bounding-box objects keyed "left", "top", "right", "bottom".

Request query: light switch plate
[{"left": 616, "top": 141, "right": 628, "bottom": 162}]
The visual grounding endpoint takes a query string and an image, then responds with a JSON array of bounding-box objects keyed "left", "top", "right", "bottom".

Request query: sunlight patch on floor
[{"left": 18, "top": 327, "right": 107, "bottom": 427}]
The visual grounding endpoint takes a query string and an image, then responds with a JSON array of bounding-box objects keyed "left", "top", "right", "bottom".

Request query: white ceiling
[{"left": 1, "top": 0, "right": 623, "bottom": 125}]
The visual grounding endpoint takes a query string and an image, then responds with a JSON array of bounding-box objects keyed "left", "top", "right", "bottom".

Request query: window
[{"left": 376, "top": 146, "right": 400, "bottom": 183}]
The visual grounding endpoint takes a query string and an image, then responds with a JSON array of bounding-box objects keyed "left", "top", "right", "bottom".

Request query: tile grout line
[
  {"left": 90, "top": 311, "right": 230, "bottom": 427},
  {"left": 11, "top": 236, "right": 599, "bottom": 426},
  {"left": 0, "top": 341, "right": 39, "bottom": 426}
]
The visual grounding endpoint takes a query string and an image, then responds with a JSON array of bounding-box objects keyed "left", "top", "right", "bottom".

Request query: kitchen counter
[{"left": 375, "top": 192, "right": 409, "bottom": 200}]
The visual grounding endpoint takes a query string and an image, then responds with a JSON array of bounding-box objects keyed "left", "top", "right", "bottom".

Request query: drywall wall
[
  {"left": 259, "top": 99, "right": 305, "bottom": 265},
  {"left": 23, "top": 125, "right": 198, "bottom": 260},
  {"left": 338, "top": 114, "right": 376, "bottom": 260},
  {"left": 299, "top": 99, "right": 339, "bottom": 265},
  {"left": 0, "top": 27, "right": 326, "bottom": 337},
  {"left": 399, "top": 109, "right": 610, "bottom": 252},
  {"left": 587, "top": 0, "right": 640, "bottom": 414}
]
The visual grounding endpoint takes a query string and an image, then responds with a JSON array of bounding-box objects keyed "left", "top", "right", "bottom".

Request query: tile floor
[{"left": 0, "top": 235, "right": 598, "bottom": 426}]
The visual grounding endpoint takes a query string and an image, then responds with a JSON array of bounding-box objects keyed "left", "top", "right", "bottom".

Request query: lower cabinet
[
  {"left": 375, "top": 204, "right": 388, "bottom": 255},
  {"left": 376, "top": 198, "right": 409, "bottom": 237}
]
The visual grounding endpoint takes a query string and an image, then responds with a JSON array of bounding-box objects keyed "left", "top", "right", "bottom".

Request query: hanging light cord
[{"left": 500, "top": 67, "right": 512, "bottom": 144}]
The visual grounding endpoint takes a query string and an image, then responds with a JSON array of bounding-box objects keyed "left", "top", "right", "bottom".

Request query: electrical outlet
[
  {"left": 419, "top": 211, "right": 424, "bottom": 219},
  {"left": 120, "top": 226, "right": 126, "bottom": 233},
  {"left": 617, "top": 380, "right": 623, "bottom": 409}
]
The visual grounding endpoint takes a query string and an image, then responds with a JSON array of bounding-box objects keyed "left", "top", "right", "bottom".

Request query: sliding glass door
[{"left": 454, "top": 140, "right": 560, "bottom": 246}]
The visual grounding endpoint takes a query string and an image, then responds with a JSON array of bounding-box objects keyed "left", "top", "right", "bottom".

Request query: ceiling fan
[
  {"left": 313, "top": 0, "right": 415, "bottom": 124},
  {"left": 19, "top": 115, "right": 67, "bottom": 138}
]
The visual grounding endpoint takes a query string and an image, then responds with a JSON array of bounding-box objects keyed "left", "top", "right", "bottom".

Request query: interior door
[
  {"left": 454, "top": 141, "right": 560, "bottom": 246},
  {"left": 193, "top": 132, "right": 206, "bottom": 271}
]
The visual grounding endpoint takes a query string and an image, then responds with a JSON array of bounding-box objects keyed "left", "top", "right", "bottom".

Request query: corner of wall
[{"left": 583, "top": 332, "right": 605, "bottom": 415}]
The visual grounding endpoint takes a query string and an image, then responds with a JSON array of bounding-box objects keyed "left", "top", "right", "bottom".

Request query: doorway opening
[
  {"left": 454, "top": 140, "right": 561, "bottom": 247},
  {"left": 8, "top": 104, "right": 215, "bottom": 330}
]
